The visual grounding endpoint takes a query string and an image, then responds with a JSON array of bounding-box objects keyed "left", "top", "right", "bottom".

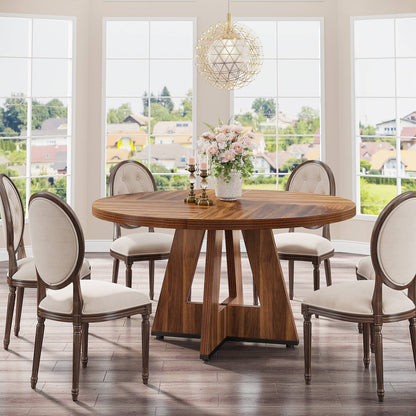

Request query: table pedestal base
[{"left": 152, "top": 228, "right": 298, "bottom": 359}]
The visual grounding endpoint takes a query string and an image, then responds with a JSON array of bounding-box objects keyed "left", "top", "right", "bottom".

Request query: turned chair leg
[
  {"left": 112, "top": 258, "right": 120, "bottom": 284},
  {"left": 141, "top": 313, "right": 150, "bottom": 385},
  {"left": 362, "top": 323, "right": 370, "bottom": 368},
  {"left": 312, "top": 261, "right": 320, "bottom": 291},
  {"left": 14, "top": 287, "right": 24, "bottom": 337},
  {"left": 31, "top": 316, "right": 45, "bottom": 389},
  {"left": 72, "top": 323, "right": 82, "bottom": 401},
  {"left": 324, "top": 258, "right": 332, "bottom": 286},
  {"left": 81, "top": 323, "right": 89, "bottom": 369},
  {"left": 288, "top": 260, "right": 294, "bottom": 300},
  {"left": 149, "top": 260, "right": 155, "bottom": 300},
  {"left": 126, "top": 261, "right": 133, "bottom": 288},
  {"left": 4, "top": 286, "right": 16, "bottom": 350},
  {"left": 312, "top": 262, "right": 320, "bottom": 318},
  {"left": 370, "top": 323, "right": 375, "bottom": 353},
  {"left": 253, "top": 281, "right": 258, "bottom": 306},
  {"left": 374, "top": 324, "right": 384, "bottom": 401},
  {"left": 303, "top": 312, "right": 312, "bottom": 385},
  {"left": 409, "top": 317, "right": 416, "bottom": 370}
]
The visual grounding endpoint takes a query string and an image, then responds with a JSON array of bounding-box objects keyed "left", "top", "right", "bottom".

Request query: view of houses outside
[
  {"left": 105, "top": 19, "right": 323, "bottom": 192},
  {"left": 0, "top": 16, "right": 72, "bottom": 209},
  {"left": 105, "top": 19, "right": 194, "bottom": 192},
  {"left": 354, "top": 17, "right": 416, "bottom": 215}
]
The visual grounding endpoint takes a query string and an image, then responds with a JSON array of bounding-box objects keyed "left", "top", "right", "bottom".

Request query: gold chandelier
[{"left": 196, "top": 10, "right": 263, "bottom": 90}]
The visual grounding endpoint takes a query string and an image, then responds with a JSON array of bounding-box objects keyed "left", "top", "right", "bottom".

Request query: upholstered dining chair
[
  {"left": 254, "top": 160, "right": 336, "bottom": 304},
  {"left": 108, "top": 160, "right": 173, "bottom": 299},
  {"left": 28, "top": 192, "right": 151, "bottom": 401},
  {"left": 301, "top": 191, "right": 416, "bottom": 401},
  {"left": 0, "top": 174, "right": 91, "bottom": 350}
]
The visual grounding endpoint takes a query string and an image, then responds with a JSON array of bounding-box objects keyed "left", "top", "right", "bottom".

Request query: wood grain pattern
[
  {"left": 94, "top": 190, "right": 354, "bottom": 359},
  {"left": 92, "top": 190, "right": 356, "bottom": 230}
]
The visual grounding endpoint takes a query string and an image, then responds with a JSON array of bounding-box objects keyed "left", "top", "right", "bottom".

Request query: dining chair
[
  {"left": 28, "top": 192, "right": 151, "bottom": 401},
  {"left": 108, "top": 160, "right": 173, "bottom": 299},
  {"left": 301, "top": 191, "right": 416, "bottom": 401},
  {"left": 0, "top": 174, "right": 91, "bottom": 350},
  {"left": 356, "top": 255, "right": 375, "bottom": 336},
  {"left": 254, "top": 160, "right": 336, "bottom": 304}
]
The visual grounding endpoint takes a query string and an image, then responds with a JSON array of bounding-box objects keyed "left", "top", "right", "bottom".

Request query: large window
[
  {"left": 353, "top": 16, "right": 416, "bottom": 215},
  {"left": 104, "top": 19, "right": 195, "bottom": 192},
  {"left": 232, "top": 19, "right": 323, "bottom": 190},
  {"left": 0, "top": 15, "right": 74, "bottom": 209}
]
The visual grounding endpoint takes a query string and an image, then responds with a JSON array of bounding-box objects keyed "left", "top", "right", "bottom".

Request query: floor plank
[{"left": 0, "top": 252, "right": 415, "bottom": 414}]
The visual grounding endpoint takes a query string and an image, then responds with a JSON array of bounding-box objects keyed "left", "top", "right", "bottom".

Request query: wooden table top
[{"left": 92, "top": 189, "right": 356, "bottom": 230}]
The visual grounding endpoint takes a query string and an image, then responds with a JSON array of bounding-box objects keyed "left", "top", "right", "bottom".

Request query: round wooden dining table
[{"left": 92, "top": 189, "right": 356, "bottom": 360}]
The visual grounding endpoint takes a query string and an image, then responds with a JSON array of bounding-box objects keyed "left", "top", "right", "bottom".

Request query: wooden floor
[{"left": 1, "top": 252, "right": 416, "bottom": 415}]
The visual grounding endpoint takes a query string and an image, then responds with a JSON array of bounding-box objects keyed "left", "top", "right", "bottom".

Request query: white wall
[{"left": 1, "top": 0, "right": 416, "bottom": 252}]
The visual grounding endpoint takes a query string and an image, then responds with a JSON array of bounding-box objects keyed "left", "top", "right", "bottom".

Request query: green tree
[
  {"left": 294, "top": 106, "right": 320, "bottom": 135},
  {"left": 32, "top": 100, "right": 50, "bottom": 129},
  {"left": 159, "top": 86, "right": 174, "bottom": 112},
  {"left": 107, "top": 103, "right": 132, "bottom": 124},
  {"left": 181, "top": 90, "right": 192, "bottom": 120},
  {"left": 0, "top": 127, "right": 18, "bottom": 138},
  {"left": 46, "top": 98, "right": 67, "bottom": 119},
  {"left": 359, "top": 122, "right": 376, "bottom": 136},
  {"left": 142, "top": 91, "right": 157, "bottom": 114},
  {"left": 252, "top": 98, "right": 276, "bottom": 119},
  {"left": 360, "top": 160, "right": 371, "bottom": 174},
  {"left": 3, "top": 94, "right": 27, "bottom": 133}
]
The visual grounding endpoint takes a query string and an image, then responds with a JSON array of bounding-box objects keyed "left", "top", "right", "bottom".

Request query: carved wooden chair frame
[
  {"left": 29, "top": 192, "right": 151, "bottom": 401},
  {"left": 108, "top": 160, "right": 170, "bottom": 299},
  {"left": 302, "top": 191, "right": 416, "bottom": 401}
]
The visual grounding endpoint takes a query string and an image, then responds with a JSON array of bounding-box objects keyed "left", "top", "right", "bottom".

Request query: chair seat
[
  {"left": 12, "top": 257, "right": 91, "bottom": 282},
  {"left": 303, "top": 280, "right": 415, "bottom": 316},
  {"left": 275, "top": 232, "right": 334, "bottom": 257},
  {"left": 39, "top": 280, "right": 150, "bottom": 315},
  {"left": 356, "top": 256, "right": 375, "bottom": 280},
  {"left": 111, "top": 232, "right": 173, "bottom": 257}
]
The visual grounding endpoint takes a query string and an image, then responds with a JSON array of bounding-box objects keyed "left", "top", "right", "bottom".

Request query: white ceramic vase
[{"left": 215, "top": 172, "right": 243, "bottom": 201}]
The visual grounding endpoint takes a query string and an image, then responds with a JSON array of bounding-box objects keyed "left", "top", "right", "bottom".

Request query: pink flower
[
  {"left": 223, "top": 150, "right": 235, "bottom": 162},
  {"left": 231, "top": 142, "right": 244, "bottom": 154},
  {"left": 246, "top": 132, "right": 255, "bottom": 140},
  {"left": 216, "top": 133, "right": 227, "bottom": 143},
  {"left": 221, "top": 125, "right": 231, "bottom": 133},
  {"left": 231, "top": 126, "right": 244, "bottom": 134},
  {"left": 202, "top": 131, "right": 215, "bottom": 140},
  {"left": 240, "top": 135, "right": 253, "bottom": 147},
  {"left": 205, "top": 143, "right": 219, "bottom": 155}
]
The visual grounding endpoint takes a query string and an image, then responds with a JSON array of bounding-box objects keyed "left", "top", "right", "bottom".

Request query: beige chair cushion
[
  {"left": 12, "top": 257, "right": 91, "bottom": 282},
  {"left": 39, "top": 280, "right": 149, "bottom": 315},
  {"left": 303, "top": 280, "right": 415, "bottom": 315},
  {"left": 356, "top": 256, "right": 375, "bottom": 280},
  {"left": 275, "top": 232, "right": 334, "bottom": 257},
  {"left": 111, "top": 232, "right": 173, "bottom": 257}
]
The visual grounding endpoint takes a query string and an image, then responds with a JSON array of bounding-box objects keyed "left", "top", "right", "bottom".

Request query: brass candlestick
[
  {"left": 196, "top": 169, "right": 213, "bottom": 206},
  {"left": 184, "top": 164, "right": 197, "bottom": 203}
]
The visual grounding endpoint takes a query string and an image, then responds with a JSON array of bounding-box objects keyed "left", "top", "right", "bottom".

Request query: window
[
  {"left": 353, "top": 16, "right": 416, "bottom": 215},
  {"left": 0, "top": 15, "right": 74, "bottom": 209},
  {"left": 232, "top": 19, "right": 323, "bottom": 190},
  {"left": 104, "top": 19, "right": 195, "bottom": 192}
]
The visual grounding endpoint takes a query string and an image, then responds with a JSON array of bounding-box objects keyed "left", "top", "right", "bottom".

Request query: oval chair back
[
  {"left": 0, "top": 174, "right": 25, "bottom": 267},
  {"left": 29, "top": 192, "right": 84, "bottom": 291},
  {"left": 371, "top": 191, "right": 416, "bottom": 307},
  {"left": 109, "top": 160, "right": 157, "bottom": 196}
]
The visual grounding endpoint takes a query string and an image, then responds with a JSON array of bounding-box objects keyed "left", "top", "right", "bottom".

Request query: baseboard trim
[{"left": 0, "top": 239, "right": 370, "bottom": 262}]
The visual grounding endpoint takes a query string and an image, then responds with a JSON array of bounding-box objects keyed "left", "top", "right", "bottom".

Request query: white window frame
[
  {"left": 351, "top": 13, "right": 416, "bottom": 221},
  {"left": 0, "top": 12, "right": 76, "bottom": 210},
  {"left": 102, "top": 17, "right": 197, "bottom": 197},
  {"left": 231, "top": 16, "right": 325, "bottom": 189}
]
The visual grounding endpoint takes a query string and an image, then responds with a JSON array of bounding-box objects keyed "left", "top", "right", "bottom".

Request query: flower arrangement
[{"left": 198, "top": 122, "right": 256, "bottom": 183}]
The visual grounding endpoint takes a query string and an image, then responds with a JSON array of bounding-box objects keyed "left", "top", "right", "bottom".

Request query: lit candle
[
  {"left": 188, "top": 156, "right": 196, "bottom": 165},
  {"left": 200, "top": 161, "right": 207, "bottom": 170}
]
